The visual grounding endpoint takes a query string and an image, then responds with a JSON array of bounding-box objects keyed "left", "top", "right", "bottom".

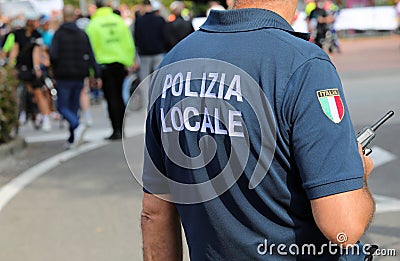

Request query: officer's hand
[{"left": 358, "top": 143, "right": 374, "bottom": 182}]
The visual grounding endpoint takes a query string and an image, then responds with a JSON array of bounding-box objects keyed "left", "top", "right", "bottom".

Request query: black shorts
[{"left": 17, "top": 68, "right": 44, "bottom": 89}]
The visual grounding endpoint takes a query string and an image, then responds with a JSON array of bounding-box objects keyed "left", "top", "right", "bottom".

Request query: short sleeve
[
  {"left": 13, "top": 30, "right": 22, "bottom": 45},
  {"left": 285, "top": 58, "right": 364, "bottom": 200},
  {"left": 2, "top": 33, "right": 15, "bottom": 52}
]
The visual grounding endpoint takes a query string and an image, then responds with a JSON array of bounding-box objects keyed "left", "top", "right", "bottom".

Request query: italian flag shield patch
[{"left": 316, "top": 88, "right": 344, "bottom": 123}]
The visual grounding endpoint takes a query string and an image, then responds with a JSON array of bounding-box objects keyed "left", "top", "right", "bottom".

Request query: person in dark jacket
[
  {"left": 50, "top": 4, "right": 101, "bottom": 149},
  {"left": 165, "top": 1, "right": 194, "bottom": 52},
  {"left": 134, "top": 0, "right": 167, "bottom": 82},
  {"left": 308, "top": 0, "right": 330, "bottom": 48}
]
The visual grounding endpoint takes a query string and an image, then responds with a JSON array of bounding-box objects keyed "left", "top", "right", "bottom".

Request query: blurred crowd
[
  {"left": 0, "top": 0, "right": 196, "bottom": 148},
  {"left": 0, "top": 0, "right": 359, "bottom": 148}
]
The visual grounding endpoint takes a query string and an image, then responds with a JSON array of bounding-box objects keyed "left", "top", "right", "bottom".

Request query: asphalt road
[{"left": 0, "top": 35, "right": 399, "bottom": 261}]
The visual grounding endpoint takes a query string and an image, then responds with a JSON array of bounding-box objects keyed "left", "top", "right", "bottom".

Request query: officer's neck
[{"left": 233, "top": 1, "right": 298, "bottom": 25}]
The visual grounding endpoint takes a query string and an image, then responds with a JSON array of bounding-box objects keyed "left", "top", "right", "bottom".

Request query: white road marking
[
  {"left": 24, "top": 132, "right": 70, "bottom": 143},
  {"left": 370, "top": 146, "right": 397, "bottom": 168},
  {"left": 24, "top": 110, "right": 146, "bottom": 144},
  {"left": 0, "top": 140, "right": 108, "bottom": 212},
  {"left": 25, "top": 127, "right": 143, "bottom": 143},
  {"left": 1, "top": 134, "right": 399, "bottom": 214},
  {"left": 0, "top": 127, "right": 145, "bottom": 213},
  {"left": 368, "top": 146, "right": 400, "bottom": 213},
  {"left": 375, "top": 195, "right": 400, "bottom": 214}
]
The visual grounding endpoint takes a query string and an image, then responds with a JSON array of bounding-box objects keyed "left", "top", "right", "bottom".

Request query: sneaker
[
  {"left": 105, "top": 132, "right": 122, "bottom": 140},
  {"left": 63, "top": 141, "right": 73, "bottom": 150},
  {"left": 86, "top": 118, "right": 93, "bottom": 127},
  {"left": 34, "top": 113, "right": 43, "bottom": 129},
  {"left": 72, "top": 124, "right": 87, "bottom": 148},
  {"left": 83, "top": 111, "right": 93, "bottom": 127},
  {"left": 50, "top": 111, "right": 61, "bottom": 120},
  {"left": 41, "top": 115, "right": 51, "bottom": 132},
  {"left": 19, "top": 111, "right": 27, "bottom": 125}
]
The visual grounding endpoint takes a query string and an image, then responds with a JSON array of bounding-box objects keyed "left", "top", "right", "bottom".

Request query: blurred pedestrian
[
  {"left": 86, "top": 0, "right": 135, "bottom": 140},
  {"left": 322, "top": 0, "right": 340, "bottom": 53},
  {"left": 74, "top": 12, "right": 96, "bottom": 126},
  {"left": 37, "top": 14, "right": 59, "bottom": 121},
  {"left": 206, "top": 1, "right": 225, "bottom": 16},
  {"left": 80, "top": 78, "right": 94, "bottom": 126},
  {"left": 1, "top": 18, "right": 25, "bottom": 62},
  {"left": 134, "top": 0, "right": 166, "bottom": 82},
  {"left": 38, "top": 15, "right": 54, "bottom": 48},
  {"left": 75, "top": 11, "right": 103, "bottom": 107},
  {"left": 305, "top": 0, "right": 317, "bottom": 17},
  {"left": 0, "top": 15, "right": 10, "bottom": 50},
  {"left": 50, "top": 5, "right": 101, "bottom": 149},
  {"left": 307, "top": 0, "right": 329, "bottom": 48},
  {"left": 165, "top": 1, "right": 194, "bottom": 52},
  {"left": 8, "top": 12, "right": 52, "bottom": 131}
]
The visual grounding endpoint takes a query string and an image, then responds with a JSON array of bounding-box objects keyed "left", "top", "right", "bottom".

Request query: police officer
[
  {"left": 141, "top": 0, "right": 375, "bottom": 260},
  {"left": 86, "top": 0, "right": 135, "bottom": 140}
]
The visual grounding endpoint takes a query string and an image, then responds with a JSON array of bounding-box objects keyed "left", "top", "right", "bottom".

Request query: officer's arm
[
  {"left": 310, "top": 144, "right": 375, "bottom": 247},
  {"left": 141, "top": 192, "right": 183, "bottom": 261}
]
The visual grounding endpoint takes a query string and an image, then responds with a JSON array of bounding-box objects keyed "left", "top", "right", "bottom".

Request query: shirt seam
[
  {"left": 304, "top": 176, "right": 363, "bottom": 191},
  {"left": 278, "top": 57, "right": 335, "bottom": 142}
]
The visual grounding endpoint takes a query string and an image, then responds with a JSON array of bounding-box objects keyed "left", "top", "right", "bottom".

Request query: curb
[{"left": 0, "top": 137, "right": 27, "bottom": 159}]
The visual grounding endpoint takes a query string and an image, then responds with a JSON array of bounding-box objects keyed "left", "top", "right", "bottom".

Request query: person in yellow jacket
[
  {"left": 86, "top": 0, "right": 135, "bottom": 140},
  {"left": 305, "top": 0, "right": 317, "bottom": 16}
]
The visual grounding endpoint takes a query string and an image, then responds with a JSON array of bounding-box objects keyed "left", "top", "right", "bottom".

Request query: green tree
[
  {"left": 0, "top": 67, "right": 18, "bottom": 144},
  {"left": 63, "top": 0, "right": 204, "bottom": 17}
]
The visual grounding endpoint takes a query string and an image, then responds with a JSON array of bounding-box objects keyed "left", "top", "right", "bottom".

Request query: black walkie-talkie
[{"left": 356, "top": 111, "right": 394, "bottom": 156}]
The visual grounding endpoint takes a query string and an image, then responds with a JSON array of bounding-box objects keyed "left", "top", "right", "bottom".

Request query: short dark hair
[
  {"left": 142, "top": 0, "right": 151, "bottom": 6},
  {"left": 95, "top": 0, "right": 105, "bottom": 8}
]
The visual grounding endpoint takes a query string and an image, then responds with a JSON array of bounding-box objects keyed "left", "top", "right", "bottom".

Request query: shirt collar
[{"left": 200, "top": 8, "right": 310, "bottom": 41}]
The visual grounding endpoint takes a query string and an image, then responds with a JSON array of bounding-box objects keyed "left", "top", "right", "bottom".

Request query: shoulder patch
[{"left": 316, "top": 88, "right": 344, "bottom": 123}]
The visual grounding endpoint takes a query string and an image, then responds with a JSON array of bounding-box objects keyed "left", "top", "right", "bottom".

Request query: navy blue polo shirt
[{"left": 143, "top": 8, "right": 365, "bottom": 260}]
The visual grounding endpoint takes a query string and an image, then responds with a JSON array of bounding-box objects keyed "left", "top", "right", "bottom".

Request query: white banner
[
  {"left": 29, "top": 0, "right": 63, "bottom": 15},
  {"left": 334, "top": 6, "right": 398, "bottom": 31},
  {"left": 292, "top": 7, "right": 398, "bottom": 32},
  {"left": 0, "top": 0, "right": 63, "bottom": 17}
]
